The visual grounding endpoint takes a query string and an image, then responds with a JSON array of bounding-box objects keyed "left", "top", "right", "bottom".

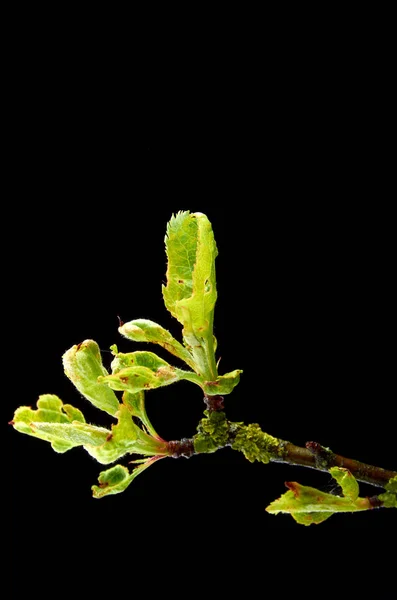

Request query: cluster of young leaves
[
  {"left": 11, "top": 212, "right": 241, "bottom": 497},
  {"left": 10, "top": 210, "right": 395, "bottom": 524}
]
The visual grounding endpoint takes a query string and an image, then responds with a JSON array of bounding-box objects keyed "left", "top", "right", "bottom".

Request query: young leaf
[
  {"left": 266, "top": 468, "right": 374, "bottom": 526},
  {"left": 103, "top": 348, "right": 200, "bottom": 392},
  {"left": 29, "top": 421, "right": 110, "bottom": 447},
  {"left": 99, "top": 363, "right": 179, "bottom": 392},
  {"left": 119, "top": 319, "right": 196, "bottom": 370},
  {"left": 122, "top": 390, "right": 161, "bottom": 439},
  {"left": 92, "top": 457, "right": 164, "bottom": 498},
  {"left": 86, "top": 404, "right": 169, "bottom": 464},
  {"left": 110, "top": 350, "right": 172, "bottom": 374},
  {"left": 162, "top": 211, "right": 218, "bottom": 380},
  {"left": 101, "top": 349, "right": 242, "bottom": 396},
  {"left": 63, "top": 340, "right": 120, "bottom": 416},
  {"left": 12, "top": 394, "right": 108, "bottom": 453},
  {"left": 202, "top": 370, "right": 243, "bottom": 396},
  {"left": 329, "top": 466, "right": 359, "bottom": 501}
]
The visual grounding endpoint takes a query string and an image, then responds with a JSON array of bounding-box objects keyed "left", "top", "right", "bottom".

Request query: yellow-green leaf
[
  {"left": 162, "top": 211, "right": 218, "bottom": 380},
  {"left": 86, "top": 404, "right": 168, "bottom": 464},
  {"left": 63, "top": 340, "right": 120, "bottom": 416},
  {"left": 119, "top": 319, "right": 195, "bottom": 370},
  {"left": 12, "top": 394, "right": 106, "bottom": 453},
  {"left": 266, "top": 468, "right": 374, "bottom": 526},
  {"left": 92, "top": 457, "right": 164, "bottom": 498}
]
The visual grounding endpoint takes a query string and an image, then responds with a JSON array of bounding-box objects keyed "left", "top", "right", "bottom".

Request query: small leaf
[
  {"left": 110, "top": 350, "right": 171, "bottom": 374},
  {"left": 119, "top": 319, "right": 196, "bottom": 370},
  {"left": 63, "top": 340, "right": 120, "bottom": 416},
  {"left": 122, "top": 390, "right": 161, "bottom": 439},
  {"left": 203, "top": 370, "right": 243, "bottom": 396},
  {"left": 102, "top": 348, "right": 242, "bottom": 396},
  {"left": 266, "top": 469, "right": 373, "bottom": 526},
  {"left": 329, "top": 466, "right": 359, "bottom": 501},
  {"left": 100, "top": 365, "right": 179, "bottom": 393},
  {"left": 12, "top": 394, "right": 108, "bottom": 453},
  {"left": 86, "top": 404, "right": 168, "bottom": 464},
  {"left": 92, "top": 457, "right": 164, "bottom": 498}
]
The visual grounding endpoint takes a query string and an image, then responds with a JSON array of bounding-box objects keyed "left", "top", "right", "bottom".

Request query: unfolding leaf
[
  {"left": 119, "top": 319, "right": 195, "bottom": 370},
  {"left": 266, "top": 468, "right": 374, "bottom": 526},
  {"left": 202, "top": 370, "right": 243, "bottom": 396},
  {"left": 12, "top": 394, "right": 168, "bottom": 464},
  {"left": 162, "top": 211, "right": 218, "bottom": 380},
  {"left": 101, "top": 348, "right": 242, "bottom": 396},
  {"left": 122, "top": 390, "right": 160, "bottom": 439},
  {"left": 12, "top": 394, "right": 106, "bottom": 453},
  {"left": 110, "top": 350, "right": 171, "bottom": 374},
  {"left": 63, "top": 340, "right": 120, "bottom": 416},
  {"left": 329, "top": 466, "right": 359, "bottom": 501},
  {"left": 86, "top": 404, "right": 168, "bottom": 464},
  {"left": 102, "top": 349, "right": 192, "bottom": 392},
  {"left": 99, "top": 365, "right": 179, "bottom": 393},
  {"left": 92, "top": 457, "right": 164, "bottom": 498}
]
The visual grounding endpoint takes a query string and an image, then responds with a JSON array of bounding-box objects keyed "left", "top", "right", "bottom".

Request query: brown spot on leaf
[
  {"left": 120, "top": 376, "right": 129, "bottom": 384},
  {"left": 106, "top": 433, "right": 113, "bottom": 442},
  {"left": 76, "top": 342, "right": 83, "bottom": 351},
  {"left": 178, "top": 279, "right": 184, "bottom": 284}
]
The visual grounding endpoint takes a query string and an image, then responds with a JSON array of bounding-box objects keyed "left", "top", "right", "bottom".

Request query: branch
[
  {"left": 273, "top": 441, "right": 395, "bottom": 488},
  {"left": 169, "top": 409, "right": 396, "bottom": 490}
]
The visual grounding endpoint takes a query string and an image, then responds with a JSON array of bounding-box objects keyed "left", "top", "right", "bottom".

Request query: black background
[{"left": 7, "top": 22, "right": 396, "bottom": 592}]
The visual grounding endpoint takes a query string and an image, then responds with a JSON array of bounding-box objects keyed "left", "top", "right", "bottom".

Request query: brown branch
[
  {"left": 272, "top": 440, "right": 396, "bottom": 488},
  {"left": 173, "top": 408, "right": 396, "bottom": 489}
]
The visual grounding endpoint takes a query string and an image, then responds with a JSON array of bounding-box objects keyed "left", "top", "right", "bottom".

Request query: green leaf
[
  {"left": 266, "top": 468, "right": 374, "bottom": 526},
  {"left": 162, "top": 211, "right": 218, "bottom": 380},
  {"left": 86, "top": 404, "right": 168, "bottom": 464},
  {"left": 329, "top": 466, "right": 359, "bottom": 501},
  {"left": 122, "top": 390, "right": 160, "bottom": 439},
  {"left": 63, "top": 340, "right": 120, "bottom": 416},
  {"left": 202, "top": 370, "right": 243, "bottom": 396},
  {"left": 92, "top": 458, "right": 164, "bottom": 498},
  {"left": 103, "top": 348, "right": 200, "bottom": 392},
  {"left": 99, "top": 348, "right": 180, "bottom": 393},
  {"left": 119, "top": 319, "right": 196, "bottom": 370},
  {"left": 12, "top": 394, "right": 106, "bottom": 453},
  {"left": 101, "top": 349, "right": 242, "bottom": 396},
  {"left": 12, "top": 394, "right": 168, "bottom": 464},
  {"left": 110, "top": 350, "right": 172, "bottom": 374}
]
